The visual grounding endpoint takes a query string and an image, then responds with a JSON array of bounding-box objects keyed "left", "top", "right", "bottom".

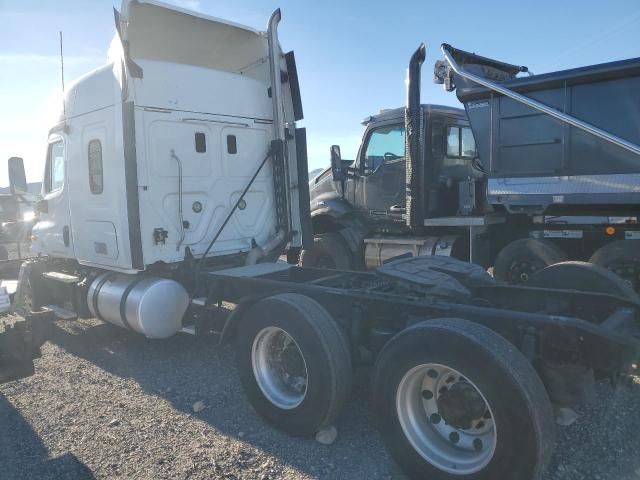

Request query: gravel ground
[{"left": 1, "top": 316, "right": 639, "bottom": 480}]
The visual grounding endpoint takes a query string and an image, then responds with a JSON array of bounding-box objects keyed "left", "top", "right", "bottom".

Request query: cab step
[
  {"left": 43, "top": 305, "right": 78, "bottom": 320},
  {"left": 42, "top": 271, "right": 81, "bottom": 284}
]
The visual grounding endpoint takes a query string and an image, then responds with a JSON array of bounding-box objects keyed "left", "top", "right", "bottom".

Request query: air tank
[{"left": 87, "top": 273, "right": 190, "bottom": 339}]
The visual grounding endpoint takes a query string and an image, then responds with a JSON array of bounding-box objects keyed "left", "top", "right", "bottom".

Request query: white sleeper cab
[
  {"left": 31, "top": 0, "right": 306, "bottom": 274},
  {"left": 25, "top": 0, "right": 308, "bottom": 338}
]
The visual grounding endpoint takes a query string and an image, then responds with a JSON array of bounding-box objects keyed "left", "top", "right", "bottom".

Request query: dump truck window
[
  {"left": 45, "top": 141, "right": 65, "bottom": 193},
  {"left": 446, "top": 126, "right": 460, "bottom": 157},
  {"left": 446, "top": 126, "right": 476, "bottom": 158},
  {"left": 461, "top": 127, "right": 476, "bottom": 157},
  {"left": 363, "top": 125, "right": 405, "bottom": 173},
  {"left": 88, "top": 139, "right": 103, "bottom": 194}
]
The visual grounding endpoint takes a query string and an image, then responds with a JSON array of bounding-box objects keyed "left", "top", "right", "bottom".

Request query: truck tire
[
  {"left": 494, "top": 238, "right": 566, "bottom": 285},
  {"left": 235, "top": 293, "right": 352, "bottom": 436},
  {"left": 529, "top": 261, "right": 640, "bottom": 302},
  {"left": 299, "top": 232, "right": 352, "bottom": 270},
  {"left": 372, "top": 318, "right": 554, "bottom": 480},
  {"left": 590, "top": 240, "right": 640, "bottom": 293}
]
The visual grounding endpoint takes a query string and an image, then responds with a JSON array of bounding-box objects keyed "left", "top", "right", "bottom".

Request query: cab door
[
  {"left": 32, "top": 136, "right": 74, "bottom": 258},
  {"left": 352, "top": 122, "right": 406, "bottom": 224}
]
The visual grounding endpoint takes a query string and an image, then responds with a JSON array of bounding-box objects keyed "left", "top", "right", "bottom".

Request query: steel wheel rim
[
  {"left": 251, "top": 326, "right": 308, "bottom": 410},
  {"left": 396, "top": 363, "right": 497, "bottom": 475},
  {"left": 509, "top": 256, "right": 544, "bottom": 283}
]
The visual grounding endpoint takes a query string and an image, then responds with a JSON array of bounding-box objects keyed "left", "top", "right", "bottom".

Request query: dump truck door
[{"left": 353, "top": 121, "right": 406, "bottom": 223}]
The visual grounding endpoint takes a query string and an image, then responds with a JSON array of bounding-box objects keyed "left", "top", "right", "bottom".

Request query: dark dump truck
[
  {"left": 303, "top": 44, "right": 640, "bottom": 294},
  {"left": 1, "top": 4, "right": 639, "bottom": 478}
]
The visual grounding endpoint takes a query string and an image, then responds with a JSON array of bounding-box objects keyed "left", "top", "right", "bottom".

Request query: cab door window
[
  {"left": 44, "top": 141, "right": 65, "bottom": 193},
  {"left": 362, "top": 125, "right": 405, "bottom": 174}
]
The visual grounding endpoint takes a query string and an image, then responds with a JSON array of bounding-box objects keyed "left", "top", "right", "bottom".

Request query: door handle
[{"left": 389, "top": 205, "right": 406, "bottom": 213}]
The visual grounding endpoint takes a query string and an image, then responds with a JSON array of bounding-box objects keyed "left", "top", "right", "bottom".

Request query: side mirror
[
  {"left": 8, "top": 157, "right": 28, "bottom": 195},
  {"left": 330, "top": 145, "right": 344, "bottom": 182}
]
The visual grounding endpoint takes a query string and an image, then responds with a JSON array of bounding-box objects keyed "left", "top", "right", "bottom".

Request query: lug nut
[
  {"left": 473, "top": 438, "right": 483, "bottom": 451},
  {"left": 449, "top": 431, "right": 460, "bottom": 444},
  {"left": 430, "top": 413, "right": 441, "bottom": 424},
  {"left": 422, "top": 389, "right": 433, "bottom": 400}
]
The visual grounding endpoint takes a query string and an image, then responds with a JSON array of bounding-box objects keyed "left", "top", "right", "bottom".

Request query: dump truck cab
[
  {"left": 310, "top": 105, "right": 482, "bottom": 232},
  {"left": 303, "top": 46, "right": 496, "bottom": 270}
]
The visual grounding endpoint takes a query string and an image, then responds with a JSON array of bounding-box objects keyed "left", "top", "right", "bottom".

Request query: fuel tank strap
[
  {"left": 92, "top": 272, "right": 118, "bottom": 324},
  {"left": 118, "top": 277, "right": 146, "bottom": 331}
]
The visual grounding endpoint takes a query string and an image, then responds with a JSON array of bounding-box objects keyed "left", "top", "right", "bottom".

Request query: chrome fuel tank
[{"left": 87, "top": 273, "right": 189, "bottom": 339}]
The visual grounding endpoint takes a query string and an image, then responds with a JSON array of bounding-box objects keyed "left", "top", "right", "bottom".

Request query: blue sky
[{"left": 1, "top": 0, "right": 639, "bottom": 186}]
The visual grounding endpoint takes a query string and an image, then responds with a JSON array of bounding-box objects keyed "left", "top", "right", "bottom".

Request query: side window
[
  {"left": 362, "top": 125, "right": 405, "bottom": 174},
  {"left": 88, "top": 139, "right": 103, "bottom": 194},
  {"left": 194, "top": 132, "right": 206, "bottom": 153},
  {"left": 461, "top": 127, "right": 476, "bottom": 157},
  {"left": 446, "top": 127, "right": 460, "bottom": 157},
  {"left": 446, "top": 126, "right": 476, "bottom": 158},
  {"left": 44, "top": 141, "right": 65, "bottom": 193}
]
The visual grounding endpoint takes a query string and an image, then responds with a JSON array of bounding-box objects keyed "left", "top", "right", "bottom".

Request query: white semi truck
[{"left": 2, "top": 2, "right": 639, "bottom": 479}]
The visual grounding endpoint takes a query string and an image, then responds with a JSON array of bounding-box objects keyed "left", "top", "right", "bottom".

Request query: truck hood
[{"left": 116, "top": 0, "right": 270, "bottom": 82}]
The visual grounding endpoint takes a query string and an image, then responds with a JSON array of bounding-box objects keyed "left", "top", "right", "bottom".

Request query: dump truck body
[{"left": 441, "top": 46, "right": 640, "bottom": 213}]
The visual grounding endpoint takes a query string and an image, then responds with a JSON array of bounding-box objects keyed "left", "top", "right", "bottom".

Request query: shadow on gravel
[
  {"left": 0, "top": 393, "right": 94, "bottom": 480},
  {"left": 47, "top": 319, "right": 399, "bottom": 479}
]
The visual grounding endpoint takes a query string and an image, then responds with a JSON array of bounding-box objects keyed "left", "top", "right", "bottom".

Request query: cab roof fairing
[{"left": 115, "top": 0, "right": 277, "bottom": 84}]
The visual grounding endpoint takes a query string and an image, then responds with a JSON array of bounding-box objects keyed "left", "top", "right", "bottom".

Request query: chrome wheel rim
[
  {"left": 251, "top": 327, "right": 308, "bottom": 410},
  {"left": 396, "top": 363, "right": 497, "bottom": 475}
]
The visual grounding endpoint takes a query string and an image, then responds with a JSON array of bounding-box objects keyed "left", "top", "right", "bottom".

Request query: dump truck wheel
[
  {"left": 494, "top": 238, "right": 567, "bottom": 285},
  {"left": 529, "top": 261, "right": 640, "bottom": 302},
  {"left": 590, "top": 240, "right": 640, "bottom": 293},
  {"left": 236, "top": 293, "right": 352, "bottom": 436},
  {"left": 299, "top": 232, "right": 352, "bottom": 270},
  {"left": 372, "top": 318, "right": 554, "bottom": 480}
]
